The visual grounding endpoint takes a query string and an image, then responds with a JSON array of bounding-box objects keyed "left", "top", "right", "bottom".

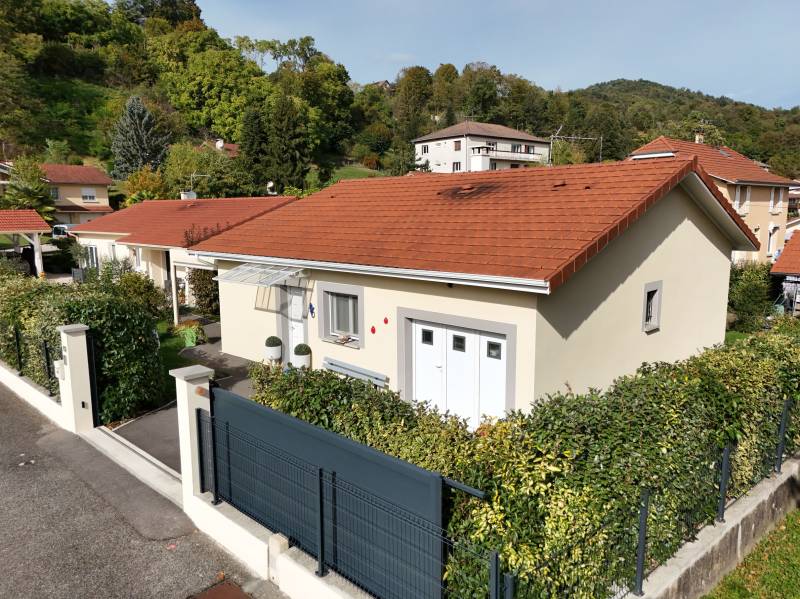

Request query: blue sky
[{"left": 196, "top": 0, "right": 799, "bottom": 109}]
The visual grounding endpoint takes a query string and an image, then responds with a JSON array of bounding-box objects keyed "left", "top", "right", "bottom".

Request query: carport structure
[{"left": 0, "top": 209, "right": 50, "bottom": 276}]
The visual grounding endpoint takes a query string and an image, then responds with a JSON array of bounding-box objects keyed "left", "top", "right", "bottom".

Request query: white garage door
[{"left": 412, "top": 320, "right": 507, "bottom": 428}]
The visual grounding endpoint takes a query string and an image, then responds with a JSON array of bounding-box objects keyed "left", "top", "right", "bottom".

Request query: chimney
[
  {"left": 694, "top": 132, "right": 704, "bottom": 144},
  {"left": 215, "top": 138, "right": 225, "bottom": 150}
]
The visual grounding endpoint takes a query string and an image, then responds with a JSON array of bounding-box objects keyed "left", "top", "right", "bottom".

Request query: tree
[
  {"left": 0, "top": 156, "right": 55, "bottom": 221},
  {"left": 122, "top": 165, "right": 168, "bottom": 206},
  {"left": 432, "top": 63, "right": 459, "bottom": 117},
  {"left": 239, "top": 106, "right": 269, "bottom": 189},
  {"left": 263, "top": 93, "right": 312, "bottom": 192},
  {"left": 43, "top": 139, "right": 71, "bottom": 163},
  {"left": 393, "top": 66, "right": 432, "bottom": 141},
  {"left": 162, "top": 142, "right": 252, "bottom": 198},
  {"left": 463, "top": 69, "right": 499, "bottom": 122},
  {"left": 111, "top": 95, "right": 169, "bottom": 179}
]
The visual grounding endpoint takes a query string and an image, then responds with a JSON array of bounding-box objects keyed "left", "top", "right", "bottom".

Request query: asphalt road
[{"left": 0, "top": 383, "right": 285, "bottom": 599}]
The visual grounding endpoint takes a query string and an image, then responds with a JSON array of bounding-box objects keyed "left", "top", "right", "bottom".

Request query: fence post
[
  {"left": 171, "top": 365, "right": 214, "bottom": 507},
  {"left": 489, "top": 550, "right": 500, "bottom": 599},
  {"left": 316, "top": 467, "right": 327, "bottom": 577},
  {"left": 41, "top": 339, "right": 53, "bottom": 396},
  {"left": 775, "top": 399, "right": 792, "bottom": 474},
  {"left": 209, "top": 384, "right": 221, "bottom": 505},
  {"left": 503, "top": 572, "right": 515, "bottom": 599},
  {"left": 56, "top": 324, "right": 94, "bottom": 433},
  {"left": 633, "top": 488, "right": 650, "bottom": 596},
  {"left": 717, "top": 444, "right": 732, "bottom": 523},
  {"left": 14, "top": 324, "right": 23, "bottom": 374}
]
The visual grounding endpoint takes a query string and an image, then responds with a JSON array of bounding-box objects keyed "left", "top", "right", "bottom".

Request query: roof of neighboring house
[
  {"left": 0, "top": 209, "right": 50, "bottom": 233},
  {"left": 41, "top": 164, "right": 113, "bottom": 186},
  {"left": 772, "top": 235, "right": 800, "bottom": 275},
  {"left": 55, "top": 205, "right": 114, "bottom": 214},
  {"left": 191, "top": 157, "right": 758, "bottom": 292},
  {"left": 630, "top": 136, "right": 793, "bottom": 186},
  {"left": 413, "top": 121, "right": 549, "bottom": 144},
  {"left": 70, "top": 196, "right": 296, "bottom": 248}
]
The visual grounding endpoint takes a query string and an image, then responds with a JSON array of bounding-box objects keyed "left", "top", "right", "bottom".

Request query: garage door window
[
  {"left": 487, "top": 341, "right": 502, "bottom": 359},
  {"left": 452, "top": 335, "right": 466, "bottom": 352}
]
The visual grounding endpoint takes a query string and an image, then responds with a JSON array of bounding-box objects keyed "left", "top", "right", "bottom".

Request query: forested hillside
[{"left": 1, "top": 0, "right": 798, "bottom": 200}]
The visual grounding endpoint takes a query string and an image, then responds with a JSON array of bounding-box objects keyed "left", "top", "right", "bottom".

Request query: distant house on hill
[
  {"left": 413, "top": 121, "right": 551, "bottom": 173},
  {"left": 0, "top": 162, "right": 113, "bottom": 225},
  {"left": 630, "top": 135, "right": 794, "bottom": 263}
]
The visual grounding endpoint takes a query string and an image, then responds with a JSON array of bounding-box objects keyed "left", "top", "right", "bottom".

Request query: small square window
[
  {"left": 421, "top": 144, "right": 429, "bottom": 154},
  {"left": 487, "top": 341, "right": 502, "bottom": 359},
  {"left": 452, "top": 335, "right": 466, "bottom": 352},
  {"left": 454, "top": 140, "right": 461, "bottom": 151},
  {"left": 421, "top": 329, "right": 433, "bottom": 345}
]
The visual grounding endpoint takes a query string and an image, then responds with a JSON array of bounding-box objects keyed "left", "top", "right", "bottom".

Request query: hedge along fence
[
  {"left": 250, "top": 318, "right": 800, "bottom": 598},
  {"left": 0, "top": 268, "right": 165, "bottom": 423}
]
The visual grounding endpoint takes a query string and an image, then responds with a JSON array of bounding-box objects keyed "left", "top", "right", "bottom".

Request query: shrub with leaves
[
  {"left": 0, "top": 268, "right": 164, "bottom": 423},
  {"left": 187, "top": 267, "right": 219, "bottom": 315},
  {"left": 250, "top": 323, "right": 800, "bottom": 597},
  {"left": 729, "top": 261, "right": 772, "bottom": 332}
]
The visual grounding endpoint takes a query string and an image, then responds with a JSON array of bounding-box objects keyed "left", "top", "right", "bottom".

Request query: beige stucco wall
[
  {"left": 717, "top": 182, "right": 787, "bottom": 263},
  {"left": 532, "top": 185, "right": 733, "bottom": 400},
  {"left": 216, "top": 263, "right": 538, "bottom": 408},
  {"left": 75, "top": 233, "right": 124, "bottom": 264},
  {"left": 76, "top": 234, "right": 169, "bottom": 288},
  {"left": 53, "top": 184, "right": 110, "bottom": 224}
]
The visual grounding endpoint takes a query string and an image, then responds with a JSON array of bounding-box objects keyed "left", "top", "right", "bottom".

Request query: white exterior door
[
  {"left": 412, "top": 321, "right": 446, "bottom": 411},
  {"left": 445, "top": 327, "right": 479, "bottom": 425},
  {"left": 411, "top": 320, "right": 507, "bottom": 429},
  {"left": 287, "top": 286, "right": 305, "bottom": 352}
]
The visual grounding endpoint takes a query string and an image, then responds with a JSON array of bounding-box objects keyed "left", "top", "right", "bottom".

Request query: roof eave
[{"left": 189, "top": 250, "right": 552, "bottom": 294}]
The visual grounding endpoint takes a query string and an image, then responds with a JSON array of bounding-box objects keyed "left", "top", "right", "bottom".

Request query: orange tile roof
[
  {"left": 630, "top": 136, "right": 793, "bottom": 186},
  {"left": 70, "top": 197, "right": 296, "bottom": 248},
  {"left": 191, "top": 158, "right": 757, "bottom": 292},
  {"left": 413, "top": 121, "right": 549, "bottom": 143},
  {"left": 41, "top": 164, "right": 113, "bottom": 185},
  {"left": 772, "top": 235, "right": 800, "bottom": 275},
  {"left": 0, "top": 209, "right": 50, "bottom": 233}
]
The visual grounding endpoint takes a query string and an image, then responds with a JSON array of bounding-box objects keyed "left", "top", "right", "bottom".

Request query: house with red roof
[
  {"left": 70, "top": 196, "right": 296, "bottom": 323},
  {"left": 187, "top": 158, "right": 757, "bottom": 425},
  {"left": 630, "top": 135, "right": 794, "bottom": 263}
]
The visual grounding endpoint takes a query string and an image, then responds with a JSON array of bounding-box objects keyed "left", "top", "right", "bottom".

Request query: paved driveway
[{"left": 0, "top": 383, "right": 284, "bottom": 599}]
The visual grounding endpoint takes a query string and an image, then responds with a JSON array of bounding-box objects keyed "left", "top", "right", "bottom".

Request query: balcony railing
[{"left": 471, "top": 145, "right": 544, "bottom": 162}]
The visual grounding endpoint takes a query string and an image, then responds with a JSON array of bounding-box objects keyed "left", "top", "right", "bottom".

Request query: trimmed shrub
[
  {"left": 0, "top": 268, "right": 164, "bottom": 423},
  {"left": 250, "top": 324, "right": 800, "bottom": 596},
  {"left": 729, "top": 261, "right": 772, "bottom": 332},
  {"left": 265, "top": 336, "right": 282, "bottom": 347},
  {"left": 187, "top": 268, "right": 219, "bottom": 315}
]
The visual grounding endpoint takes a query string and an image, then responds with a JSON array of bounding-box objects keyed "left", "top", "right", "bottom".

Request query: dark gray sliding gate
[{"left": 198, "top": 387, "right": 456, "bottom": 599}]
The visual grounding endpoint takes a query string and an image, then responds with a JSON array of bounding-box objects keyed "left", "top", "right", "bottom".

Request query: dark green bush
[
  {"left": 0, "top": 269, "right": 164, "bottom": 423},
  {"left": 187, "top": 267, "right": 219, "bottom": 315},
  {"left": 729, "top": 262, "right": 772, "bottom": 332},
  {"left": 250, "top": 323, "right": 800, "bottom": 597}
]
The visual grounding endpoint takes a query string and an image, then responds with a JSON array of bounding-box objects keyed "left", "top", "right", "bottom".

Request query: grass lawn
[
  {"left": 333, "top": 164, "right": 385, "bottom": 180},
  {"left": 704, "top": 508, "right": 800, "bottom": 598},
  {"left": 157, "top": 319, "right": 191, "bottom": 400},
  {"left": 725, "top": 330, "right": 750, "bottom": 345}
]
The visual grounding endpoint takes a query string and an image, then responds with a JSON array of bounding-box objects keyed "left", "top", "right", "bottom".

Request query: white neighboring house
[{"left": 413, "top": 121, "right": 551, "bottom": 173}]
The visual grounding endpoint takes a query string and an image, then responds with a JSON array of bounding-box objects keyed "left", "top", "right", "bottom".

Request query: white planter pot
[
  {"left": 292, "top": 353, "right": 311, "bottom": 369},
  {"left": 264, "top": 345, "right": 282, "bottom": 361}
]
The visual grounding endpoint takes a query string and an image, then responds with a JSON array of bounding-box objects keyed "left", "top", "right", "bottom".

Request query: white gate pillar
[
  {"left": 56, "top": 324, "right": 95, "bottom": 433},
  {"left": 171, "top": 365, "right": 214, "bottom": 504}
]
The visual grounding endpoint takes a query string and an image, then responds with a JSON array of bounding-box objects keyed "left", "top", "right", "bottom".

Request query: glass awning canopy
[{"left": 214, "top": 263, "right": 305, "bottom": 287}]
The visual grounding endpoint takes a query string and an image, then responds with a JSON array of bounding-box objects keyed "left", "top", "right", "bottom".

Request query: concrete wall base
[
  {"left": 641, "top": 455, "right": 800, "bottom": 599},
  {"left": 0, "top": 360, "right": 63, "bottom": 425}
]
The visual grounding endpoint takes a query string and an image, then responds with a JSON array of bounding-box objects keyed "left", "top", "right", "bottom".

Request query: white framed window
[
  {"left": 329, "top": 292, "right": 359, "bottom": 338},
  {"left": 511, "top": 143, "right": 522, "bottom": 153},
  {"left": 454, "top": 140, "right": 461, "bottom": 151},
  {"left": 642, "top": 281, "right": 662, "bottom": 333},
  {"left": 767, "top": 224, "right": 780, "bottom": 256},
  {"left": 485, "top": 141, "right": 496, "bottom": 149},
  {"left": 421, "top": 145, "right": 429, "bottom": 154},
  {"left": 319, "top": 282, "right": 365, "bottom": 348},
  {"left": 49, "top": 187, "right": 59, "bottom": 200},
  {"left": 452, "top": 161, "right": 461, "bottom": 172},
  {"left": 770, "top": 187, "right": 775, "bottom": 211},
  {"left": 81, "top": 187, "right": 97, "bottom": 203}
]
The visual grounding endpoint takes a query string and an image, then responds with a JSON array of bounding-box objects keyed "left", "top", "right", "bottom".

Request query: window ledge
[
  {"left": 321, "top": 336, "right": 361, "bottom": 350},
  {"left": 643, "top": 324, "right": 660, "bottom": 334}
]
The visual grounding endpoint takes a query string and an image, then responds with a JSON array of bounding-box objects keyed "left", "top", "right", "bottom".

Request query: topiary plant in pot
[
  {"left": 265, "top": 336, "right": 283, "bottom": 361},
  {"left": 292, "top": 343, "right": 311, "bottom": 369}
]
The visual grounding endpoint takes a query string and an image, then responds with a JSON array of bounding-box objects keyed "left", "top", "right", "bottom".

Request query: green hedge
[
  {"left": 0, "top": 266, "right": 165, "bottom": 423},
  {"left": 250, "top": 319, "right": 800, "bottom": 597}
]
